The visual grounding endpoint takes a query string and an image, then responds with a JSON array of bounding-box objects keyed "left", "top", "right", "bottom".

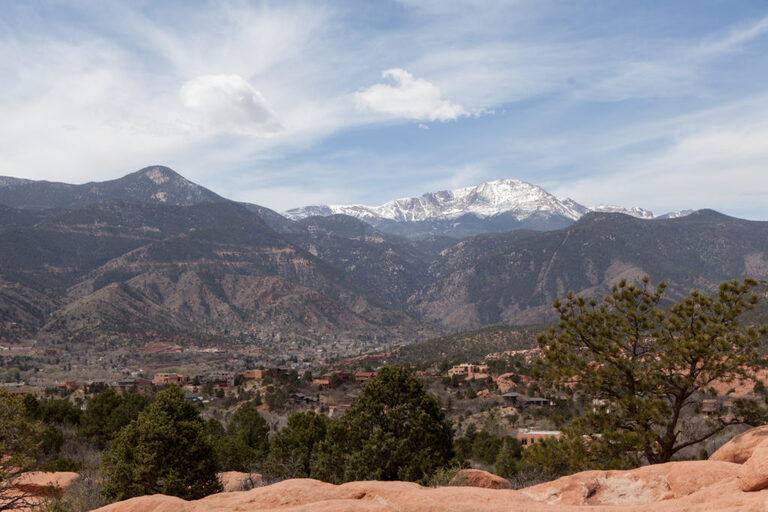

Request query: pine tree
[{"left": 101, "top": 386, "right": 221, "bottom": 502}]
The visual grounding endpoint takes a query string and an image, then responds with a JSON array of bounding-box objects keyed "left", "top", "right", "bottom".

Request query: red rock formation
[
  {"left": 94, "top": 461, "right": 768, "bottom": 512},
  {"left": 449, "top": 469, "right": 511, "bottom": 489},
  {"left": 217, "top": 471, "right": 262, "bottom": 492},
  {"left": 711, "top": 426, "right": 768, "bottom": 464},
  {"left": 738, "top": 439, "right": 768, "bottom": 492},
  {"left": 1, "top": 471, "right": 80, "bottom": 510}
]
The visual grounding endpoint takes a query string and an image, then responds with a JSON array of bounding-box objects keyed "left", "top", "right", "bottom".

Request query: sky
[{"left": 1, "top": 1, "right": 768, "bottom": 218}]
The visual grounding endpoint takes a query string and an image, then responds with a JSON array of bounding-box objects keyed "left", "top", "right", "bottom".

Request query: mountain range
[
  {"left": 285, "top": 178, "right": 692, "bottom": 239},
  {"left": 0, "top": 166, "right": 765, "bottom": 352}
]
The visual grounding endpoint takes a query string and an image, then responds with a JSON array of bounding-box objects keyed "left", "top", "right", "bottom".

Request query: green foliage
[
  {"left": 388, "top": 326, "right": 540, "bottom": 368},
  {"left": 453, "top": 429, "right": 522, "bottom": 477},
  {"left": 43, "top": 457, "right": 83, "bottom": 473},
  {"left": 215, "top": 403, "right": 270, "bottom": 472},
  {"left": 310, "top": 366, "right": 454, "bottom": 484},
  {"left": 79, "top": 389, "right": 150, "bottom": 449},
  {"left": 101, "top": 386, "right": 221, "bottom": 502},
  {"left": 1, "top": 389, "right": 43, "bottom": 510},
  {"left": 536, "top": 277, "right": 767, "bottom": 468},
  {"left": 24, "top": 396, "right": 81, "bottom": 426},
  {"left": 263, "top": 411, "right": 328, "bottom": 480},
  {"left": 39, "top": 424, "right": 64, "bottom": 456},
  {"left": 265, "top": 388, "right": 289, "bottom": 411},
  {"left": 494, "top": 437, "right": 522, "bottom": 478}
]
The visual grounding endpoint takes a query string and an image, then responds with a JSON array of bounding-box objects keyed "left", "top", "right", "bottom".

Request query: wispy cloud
[{"left": 0, "top": 1, "right": 767, "bottom": 218}]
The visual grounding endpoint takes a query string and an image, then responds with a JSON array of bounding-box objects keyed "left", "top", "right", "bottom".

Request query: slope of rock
[
  {"left": 711, "top": 426, "right": 768, "bottom": 464},
  {"left": 95, "top": 458, "right": 768, "bottom": 512}
]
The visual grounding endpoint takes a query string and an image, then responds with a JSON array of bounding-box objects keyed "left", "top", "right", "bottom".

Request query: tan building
[
  {"left": 447, "top": 363, "right": 489, "bottom": 379},
  {"left": 245, "top": 369, "right": 267, "bottom": 380},
  {"left": 354, "top": 371, "right": 377, "bottom": 382},
  {"left": 152, "top": 373, "right": 186, "bottom": 385},
  {"left": 516, "top": 429, "right": 561, "bottom": 448}
]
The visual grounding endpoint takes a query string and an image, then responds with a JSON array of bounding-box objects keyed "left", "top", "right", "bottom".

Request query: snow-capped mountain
[
  {"left": 284, "top": 178, "right": 694, "bottom": 240},
  {"left": 589, "top": 205, "right": 655, "bottom": 219},
  {"left": 287, "top": 179, "right": 586, "bottom": 223}
]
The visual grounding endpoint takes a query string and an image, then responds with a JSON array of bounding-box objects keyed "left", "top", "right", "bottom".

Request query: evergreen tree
[
  {"left": 101, "top": 386, "right": 221, "bottom": 502},
  {"left": 311, "top": 366, "right": 454, "bottom": 483},
  {"left": 494, "top": 437, "right": 522, "bottom": 478},
  {"left": 80, "top": 389, "right": 149, "bottom": 449},
  {"left": 1, "top": 389, "right": 43, "bottom": 511},
  {"left": 216, "top": 403, "right": 270, "bottom": 471},
  {"left": 532, "top": 278, "right": 768, "bottom": 471},
  {"left": 263, "top": 411, "right": 327, "bottom": 480}
]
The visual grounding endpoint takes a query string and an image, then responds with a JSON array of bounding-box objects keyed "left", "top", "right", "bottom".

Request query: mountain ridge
[
  {"left": 285, "top": 178, "right": 687, "bottom": 239},
  {"left": 0, "top": 166, "right": 765, "bottom": 355}
]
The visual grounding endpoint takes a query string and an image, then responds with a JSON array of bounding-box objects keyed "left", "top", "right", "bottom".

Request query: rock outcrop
[
  {"left": 0, "top": 471, "right": 80, "bottom": 510},
  {"left": 521, "top": 460, "right": 739, "bottom": 505},
  {"left": 710, "top": 426, "right": 768, "bottom": 463},
  {"left": 217, "top": 471, "right": 262, "bottom": 492},
  {"left": 94, "top": 460, "right": 768, "bottom": 512},
  {"left": 448, "top": 469, "right": 511, "bottom": 489},
  {"left": 738, "top": 439, "right": 768, "bottom": 492}
]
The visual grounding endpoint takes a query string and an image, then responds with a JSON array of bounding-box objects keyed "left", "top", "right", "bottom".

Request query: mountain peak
[{"left": 0, "top": 166, "right": 225, "bottom": 209}]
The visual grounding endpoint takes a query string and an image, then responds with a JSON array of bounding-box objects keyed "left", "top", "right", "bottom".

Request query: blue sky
[{"left": 1, "top": 1, "right": 768, "bottom": 218}]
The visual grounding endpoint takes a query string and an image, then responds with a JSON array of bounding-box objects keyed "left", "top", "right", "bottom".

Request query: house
[
  {"left": 184, "top": 390, "right": 203, "bottom": 402},
  {"left": 517, "top": 429, "right": 562, "bottom": 448},
  {"left": 116, "top": 378, "right": 152, "bottom": 394},
  {"left": 702, "top": 398, "right": 734, "bottom": 417},
  {"left": 354, "top": 371, "right": 377, "bottom": 382},
  {"left": 447, "top": 364, "right": 489, "bottom": 378},
  {"left": 312, "top": 376, "right": 331, "bottom": 387},
  {"left": 328, "top": 402, "right": 351, "bottom": 418},
  {"left": 313, "top": 371, "right": 351, "bottom": 388},
  {"left": 290, "top": 393, "right": 319, "bottom": 404},
  {"left": 210, "top": 372, "right": 235, "bottom": 388},
  {"left": 152, "top": 373, "right": 186, "bottom": 386},
  {"left": 502, "top": 392, "right": 553, "bottom": 408},
  {"left": 245, "top": 369, "right": 267, "bottom": 380},
  {"left": 56, "top": 381, "right": 80, "bottom": 391}
]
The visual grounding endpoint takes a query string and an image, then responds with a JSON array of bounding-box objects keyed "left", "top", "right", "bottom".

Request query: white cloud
[
  {"left": 180, "top": 74, "right": 281, "bottom": 136},
  {"left": 355, "top": 68, "right": 468, "bottom": 122}
]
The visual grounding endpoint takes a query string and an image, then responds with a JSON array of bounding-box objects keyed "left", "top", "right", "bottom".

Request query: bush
[
  {"left": 263, "top": 411, "right": 327, "bottom": 480},
  {"left": 310, "top": 366, "right": 454, "bottom": 484},
  {"left": 215, "top": 403, "right": 269, "bottom": 471},
  {"left": 101, "top": 386, "right": 221, "bottom": 502},
  {"left": 43, "top": 457, "right": 83, "bottom": 472}
]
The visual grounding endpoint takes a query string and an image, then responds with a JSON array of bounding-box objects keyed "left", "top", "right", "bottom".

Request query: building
[
  {"left": 152, "top": 373, "right": 186, "bottom": 386},
  {"left": 517, "top": 429, "right": 562, "bottom": 448},
  {"left": 447, "top": 363, "right": 489, "bottom": 378},
  {"left": 245, "top": 369, "right": 267, "bottom": 380},
  {"left": 502, "top": 391, "right": 553, "bottom": 408},
  {"left": 116, "top": 378, "right": 152, "bottom": 394},
  {"left": 209, "top": 371, "right": 235, "bottom": 388},
  {"left": 354, "top": 371, "right": 377, "bottom": 382},
  {"left": 56, "top": 381, "right": 80, "bottom": 391}
]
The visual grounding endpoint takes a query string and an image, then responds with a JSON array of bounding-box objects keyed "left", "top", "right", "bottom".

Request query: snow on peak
[
  {"left": 284, "top": 179, "right": 677, "bottom": 223},
  {"left": 590, "top": 205, "right": 655, "bottom": 219}
]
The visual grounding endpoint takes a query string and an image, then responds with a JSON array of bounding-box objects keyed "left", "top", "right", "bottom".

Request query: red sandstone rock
[
  {"left": 710, "top": 425, "right": 768, "bottom": 463},
  {"left": 738, "top": 439, "right": 768, "bottom": 492},
  {"left": 522, "top": 460, "right": 739, "bottom": 506},
  {"left": 11, "top": 471, "right": 80, "bottom": 497},
  {"left": 94, "top": 462, "right": 768, "bottom": 512},
  {"left": 218, "top": 471, "right": 262, "bottom": 492},
  {"left": 448, "top": 469, "right": 511, "bottom": 489},
  {"left": 0, "top": 471, "right": 80, "bottom": 511}
]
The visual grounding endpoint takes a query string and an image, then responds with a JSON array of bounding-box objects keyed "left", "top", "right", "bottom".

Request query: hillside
[
  {"left": 412, "top": 210, "right": 768, "bottom": 330},
  {"left": 1, "top": 167, "right": 768, "bottom": 353}
]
